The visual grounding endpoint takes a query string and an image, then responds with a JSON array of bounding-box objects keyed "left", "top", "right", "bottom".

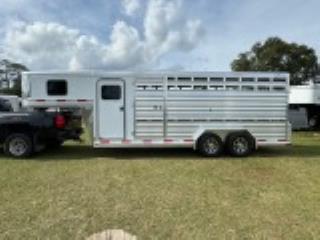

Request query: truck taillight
[{"left": 55, "top": 115, "right": 66, "bottom": 129}]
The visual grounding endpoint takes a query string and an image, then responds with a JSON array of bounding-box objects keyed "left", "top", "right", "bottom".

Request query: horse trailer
[{"left": 20, "top": 71, "right": 291, "bottom": 157}]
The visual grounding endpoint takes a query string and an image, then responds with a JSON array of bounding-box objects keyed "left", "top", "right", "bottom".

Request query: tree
[
  {"left": 231, "top": 37, "right": 319, "bottom": 85},
  {"left": 0, "top": 59, "right": 29, "bottom": 96}
]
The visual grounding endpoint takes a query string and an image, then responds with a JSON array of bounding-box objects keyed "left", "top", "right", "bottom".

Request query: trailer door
[{"left": 96, "top": 80, "right": 124, "bottom": 139}]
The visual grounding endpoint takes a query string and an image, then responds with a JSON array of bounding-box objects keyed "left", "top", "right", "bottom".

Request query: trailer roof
[{"left": 22, "top": 70, "right": 290, "bottom": 78}]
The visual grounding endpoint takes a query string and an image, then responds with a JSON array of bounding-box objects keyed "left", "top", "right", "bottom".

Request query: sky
[{"left": 0, "top": 0, "right": 319, "bottom": 71}]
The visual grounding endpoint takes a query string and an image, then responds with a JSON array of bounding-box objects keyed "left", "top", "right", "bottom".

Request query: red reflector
[
  {"left": 184, "top": 139, "right": 194, "bottom": 143},
  {"left": 122, "top": 139, "right": 131, "bottom": 144},
  {"left": 35, "top": 99, "right": 45, "bottom": 102},
  {"left": 143, "top": 139, "right": 152, "bottom": 144},
  {"left": 77, "top": 99, "right": 88, "bottom": 102},
  {"left": 55, "top": 115, "right": 66, "bottom": 129},
  {"left": 164, "top": 139, "right": 173, "bottom": 143},
  {"left": 101, "top": 139, "right": 110, "bottom": 144}
]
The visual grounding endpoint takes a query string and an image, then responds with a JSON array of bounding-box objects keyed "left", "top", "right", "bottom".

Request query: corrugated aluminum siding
[{"left": 134, "top": 74, "right": 289, "bottom": 141}]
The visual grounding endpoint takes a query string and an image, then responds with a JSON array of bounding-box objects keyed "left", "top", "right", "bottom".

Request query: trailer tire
[
  {"left": 4, "top": 133, "right": 33, "bottom": 158},
  {"left": 197, "top": 133, "right": 223, "bottom": 157},
  {"left": 226, "top": 132, "right": 255, "bottom": 157}
]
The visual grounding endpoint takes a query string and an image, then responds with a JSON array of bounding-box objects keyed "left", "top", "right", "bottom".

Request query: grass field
[{"left": 0, "top": 132, "right": 320, "bottom": 240}]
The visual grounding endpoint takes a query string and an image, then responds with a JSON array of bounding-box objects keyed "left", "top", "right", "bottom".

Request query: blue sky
[{"left": 0, "top": 0, "right": 319, "bottom": 71}]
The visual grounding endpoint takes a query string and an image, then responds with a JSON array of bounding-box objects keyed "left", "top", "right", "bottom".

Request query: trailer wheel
[
  {"left": 4, "top": 133, "right": 33, "bottom": 158},
  {"left": 197, "top": 133, "right": 223, "bottom": 157},
  {"left": 227, "top": 132, "right": 255, "bottom": 157}
]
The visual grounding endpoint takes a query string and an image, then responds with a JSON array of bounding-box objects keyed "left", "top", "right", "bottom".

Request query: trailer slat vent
[
  {"left": 258, "top": 86, "right": 270, "bottom": 91},
  {"left": 273, "top": 86, "right": 286, "bottom": 91},
  {"left": 274, "top": 78, "right": 286, "bottom": 83},
  {"left": 258, "top": 78, "right": 270, "bottom": 82},
  {"left": 210, "top": 77, "right": 224, "bottom": 82},
  {"left": 194, "top": 77, "right": 208, "bottom": 82},
  {"left": 226, "top": 86, "right": 239, "bottom": 91},
  {"left": 226, "top": 77, "right": 239, "bottom": 82},
  {"left": 177, "top": 77, "right": 192, "bottom": 82},
  {"left": 242, "top": 86, "right": 255, "bottom": 91},
  {"left": 194, "top": 85, "right": 208, "bottom": 90},
  {"left": 209, "top": 85, "right": 224, "bottom": 90},
  {"left": 242, "top": 78, "right": 255, "bottom": 82},
  {"left": 136, "top": 76, "right": 287, "bottom": 93}
]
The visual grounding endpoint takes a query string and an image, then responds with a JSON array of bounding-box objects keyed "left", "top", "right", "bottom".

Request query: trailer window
[
  {"left": 47, "top": 80, "right": 67, "bottom": 96},
  {"left": 101, "top": 85, "right": 121, "bottom": 100}
]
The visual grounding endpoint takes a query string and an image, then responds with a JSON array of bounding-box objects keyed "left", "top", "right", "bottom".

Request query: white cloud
[
  {"left": 70, "top": 21, "right": 144, "bottom": 70},
  {"left": 143, "top": 0, "right": 205, "bottom": 61},
  {"left": 2, "top": 0, "right": 204, "bottom": 70},
  {"left": 121, "top": 0, "right": 140, "bottom": 16},
  {"left": 4, "top": 22, "right": 79, "bottom": 69}
]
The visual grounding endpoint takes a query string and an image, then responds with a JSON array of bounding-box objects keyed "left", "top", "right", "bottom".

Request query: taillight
[{"left": 55, "top": 115, "right": 66, "bottom": 129}]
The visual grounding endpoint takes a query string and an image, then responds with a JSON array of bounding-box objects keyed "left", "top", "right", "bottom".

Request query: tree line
[{"left": 231, "top": 37, "right": 319, "bottom": 85}]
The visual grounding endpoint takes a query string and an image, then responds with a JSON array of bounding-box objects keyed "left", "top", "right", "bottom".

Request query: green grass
[{"left": 1, "top": 132, "right": 320, "bottom": 240}]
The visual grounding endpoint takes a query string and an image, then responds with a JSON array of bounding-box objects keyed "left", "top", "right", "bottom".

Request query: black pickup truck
[{"left": 0, "top": 108, "right": 82, "bottom": 158}]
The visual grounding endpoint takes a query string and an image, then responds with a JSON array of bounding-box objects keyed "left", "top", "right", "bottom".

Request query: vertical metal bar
[
  {"left": 122, "top": 79, "right": 126, "bottom": 140},
  {"left": 163, "top": 75, "right": 168, "bottom": 138},
  {"left": 285, "top": 74, "right": 290, "bottom": 140},
  {"left": 133, "top": 79, "right": 137, "bottom": 137}
]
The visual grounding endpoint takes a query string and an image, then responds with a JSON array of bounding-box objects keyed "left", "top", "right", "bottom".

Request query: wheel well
[{"left": 0, "top": 124, "right": 34, "bottom": 144}]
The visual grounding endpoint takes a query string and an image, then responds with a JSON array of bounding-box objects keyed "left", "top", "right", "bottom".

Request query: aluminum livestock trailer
[{"left": 21, "top": 71, "right": 291, "bottom": 157}]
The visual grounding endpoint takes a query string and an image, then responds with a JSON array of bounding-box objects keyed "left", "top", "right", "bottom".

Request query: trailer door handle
[{"left": 120, "top": 106, "right": 124, "bottom": 111}]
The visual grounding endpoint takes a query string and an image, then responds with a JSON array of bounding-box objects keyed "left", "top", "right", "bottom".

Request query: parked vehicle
[
  {"left": 289, "top": 81, "right": 320, "bottom": 130},
  {"left": 0, "top": 94, "right": 82, "bottom": 158},
  {"left": 1, "top": 71, "right": 290, "bottom": 158},
  {"left": 0, "top": 111, "right": 82, "bottom": 157}
]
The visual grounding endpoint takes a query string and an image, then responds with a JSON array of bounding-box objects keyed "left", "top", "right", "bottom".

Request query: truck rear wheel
[
  {"left": 226, "top": 132, "right": 255, "bottom": 157},
  {"left": 197, "top": 133, "right": 223, "bottom": 157},
  {"left": 4, "top": 133, "right": 33, "bottom": 158},
  {"left": 308, "top": 115, "right": 319, "bottom": 129}
]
